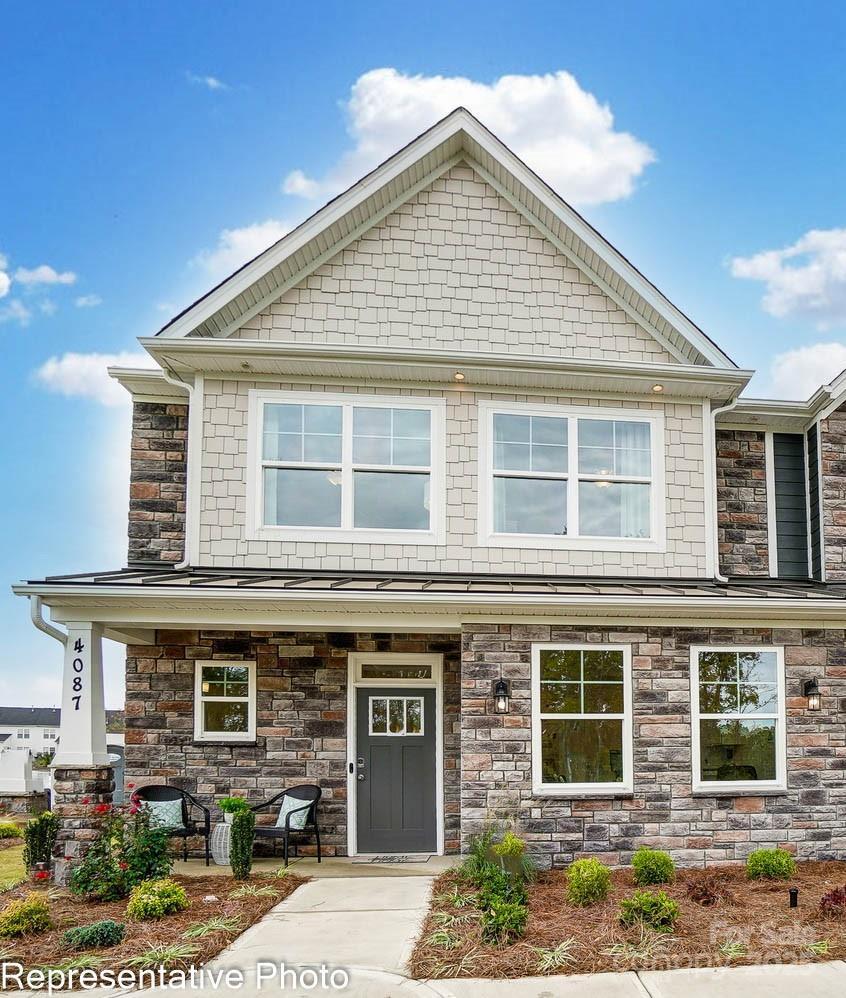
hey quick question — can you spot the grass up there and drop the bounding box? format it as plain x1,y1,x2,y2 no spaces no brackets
0,845,25,891
532,940,578,972
122,944,199,969
183,915,243,939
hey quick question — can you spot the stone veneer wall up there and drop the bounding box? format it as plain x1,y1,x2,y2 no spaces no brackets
715,428,769,576
128,401,188,565
461,623,846,868
821,404,846,581
125,630,461,855
51,765,114,885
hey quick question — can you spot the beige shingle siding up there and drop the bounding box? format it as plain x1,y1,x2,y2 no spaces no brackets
198,378,708,576
231,164,676,365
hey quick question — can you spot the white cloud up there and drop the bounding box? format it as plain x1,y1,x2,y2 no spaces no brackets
731,228,846,328
0,253,9,299
34,351,154,407
767,342,846,400
39,300,57,316
191,219,290,280
14,264,77,286
282,68,655,206
187,71,229,92
75,294,102,308
0,299,31,326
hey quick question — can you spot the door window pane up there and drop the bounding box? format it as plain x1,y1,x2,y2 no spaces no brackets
578,481,650,538
406,699,422,734
388,699,405,734
698,719,776,782
494,477,567,534
541,718,624,784
360,663,432,679
264,468,342,527
370,698,388,734
353,472,430,529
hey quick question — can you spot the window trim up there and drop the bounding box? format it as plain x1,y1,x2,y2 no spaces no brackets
477,400,666,552
246,389,446,544
368,695,425,737
193,660,256,743
531,643,633,797
689,645,787,794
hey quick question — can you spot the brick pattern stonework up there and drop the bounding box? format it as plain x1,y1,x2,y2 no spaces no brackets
128,401,188,565
51,765,114,886
821,405,846,580
125,631,461,855
461,623,846,868
716,428,769,576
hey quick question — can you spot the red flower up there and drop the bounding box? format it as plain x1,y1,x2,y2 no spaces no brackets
126,782,136,789
119,861,128,871
33,870,50,881
92,803,112,815
128,804,140,815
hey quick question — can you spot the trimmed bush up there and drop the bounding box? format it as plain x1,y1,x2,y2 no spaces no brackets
566,858,611,906
22,811,60,870
619,889,679,932
481,897,529,943
746,847,796,881
0,822,22,839
477,866,527,909
62,919,126,950
126,879,189,921
218,796,250,815
632,847,675,886
230,810,256,881
0,892,52,938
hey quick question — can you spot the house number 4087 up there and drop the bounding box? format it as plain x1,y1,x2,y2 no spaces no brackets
71,637,85,711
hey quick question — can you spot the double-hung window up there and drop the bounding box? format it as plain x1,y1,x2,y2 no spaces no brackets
690,647,786,792
479,402,664,550
532,644,633,795
194,661,256,742
249,391,443,542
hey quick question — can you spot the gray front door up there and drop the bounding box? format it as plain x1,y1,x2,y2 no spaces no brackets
356,687,436,853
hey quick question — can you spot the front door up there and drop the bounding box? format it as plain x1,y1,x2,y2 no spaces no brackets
356,686,436,853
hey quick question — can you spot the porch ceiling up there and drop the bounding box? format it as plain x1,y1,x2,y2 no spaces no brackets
13,568,846,638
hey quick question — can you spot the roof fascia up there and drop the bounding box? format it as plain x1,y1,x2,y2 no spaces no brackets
108,367,190,403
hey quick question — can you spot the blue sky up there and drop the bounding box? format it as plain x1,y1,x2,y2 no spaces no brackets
3,0,846,707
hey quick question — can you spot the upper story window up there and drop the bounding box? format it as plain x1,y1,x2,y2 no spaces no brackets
247,391,445,544
478,401,665,551
690,647,786,792
43,730,56,741
16,729,29,740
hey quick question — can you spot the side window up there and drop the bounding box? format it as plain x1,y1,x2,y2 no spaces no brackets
194,661,256,742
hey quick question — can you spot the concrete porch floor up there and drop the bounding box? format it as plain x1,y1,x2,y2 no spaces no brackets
173,854,459,878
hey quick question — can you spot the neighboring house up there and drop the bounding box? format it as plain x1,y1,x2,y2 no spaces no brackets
0,708,125,754
13,109,846,866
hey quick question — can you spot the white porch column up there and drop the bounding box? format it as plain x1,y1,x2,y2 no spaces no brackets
52,622,110,767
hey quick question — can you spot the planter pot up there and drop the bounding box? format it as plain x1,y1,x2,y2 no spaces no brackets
223,813,234,825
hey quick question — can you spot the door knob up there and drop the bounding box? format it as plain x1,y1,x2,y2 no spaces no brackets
357,773,365,781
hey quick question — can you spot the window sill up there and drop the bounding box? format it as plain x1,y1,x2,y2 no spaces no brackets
691,787,787,798
192,738,257,747
247,526,444,546
533,786,634,799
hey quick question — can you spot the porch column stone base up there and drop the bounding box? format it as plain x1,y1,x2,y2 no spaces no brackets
50,764,113,886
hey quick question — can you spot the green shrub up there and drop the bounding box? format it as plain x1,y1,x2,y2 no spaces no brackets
126,879,189,921
632,847,675,886
230,810,255,881
481,897,528,943
0,892,52,937
477,866,527,909
459,827,497,883
62,920,125,950
492,831,525,858
746,848,796,880
218,796,250,815
23,811,60,870
619,889,680,932
566,858,611,906
0,822,21,839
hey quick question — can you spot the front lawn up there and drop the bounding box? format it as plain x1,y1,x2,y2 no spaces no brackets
1,872,303,978
0,845,25,891
410,861,846,979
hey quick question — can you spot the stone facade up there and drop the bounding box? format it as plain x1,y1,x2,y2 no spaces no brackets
125,630,461,855
128,401,188,565
716,428,769,576
461,622,846,867
821,404,846,581
51,765,114,885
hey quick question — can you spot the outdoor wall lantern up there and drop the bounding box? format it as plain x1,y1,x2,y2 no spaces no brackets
492,678,511,714
803,677,821,712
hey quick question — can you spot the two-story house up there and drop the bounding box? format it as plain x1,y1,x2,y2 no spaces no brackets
14,109,846,868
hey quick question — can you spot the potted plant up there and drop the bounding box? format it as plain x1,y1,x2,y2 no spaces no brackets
218,797,250,825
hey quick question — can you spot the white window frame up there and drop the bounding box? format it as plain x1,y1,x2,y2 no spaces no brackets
368,695,425,737
17,729,29,740
246,389,446,544
690,645,787,794
477,400,666,552
193,660,256,743
531,643,633,797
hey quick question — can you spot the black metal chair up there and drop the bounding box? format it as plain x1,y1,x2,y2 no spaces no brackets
250,784,322,866
133,785,211,865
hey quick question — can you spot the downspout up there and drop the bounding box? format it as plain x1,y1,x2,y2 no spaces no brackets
158,367,195,571
30,595,67,646
708,396,740,583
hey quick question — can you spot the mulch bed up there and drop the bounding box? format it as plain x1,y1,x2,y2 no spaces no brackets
2,873,304,976
409,862,846,979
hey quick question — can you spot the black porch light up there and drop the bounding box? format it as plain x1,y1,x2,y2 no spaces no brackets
803,677,821,712
492,678,511,714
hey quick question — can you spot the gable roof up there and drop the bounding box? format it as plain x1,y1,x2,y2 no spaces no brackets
156,108,735,369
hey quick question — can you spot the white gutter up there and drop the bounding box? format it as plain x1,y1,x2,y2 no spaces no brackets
30,595,67,646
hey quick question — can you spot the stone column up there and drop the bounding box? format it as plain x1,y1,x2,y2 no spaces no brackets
51,765,114,885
